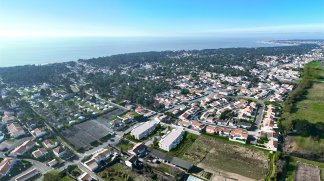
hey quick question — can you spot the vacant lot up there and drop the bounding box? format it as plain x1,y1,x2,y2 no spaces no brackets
62,120,111,149
285,156,324,181
295,163,320,181
182,135,269,180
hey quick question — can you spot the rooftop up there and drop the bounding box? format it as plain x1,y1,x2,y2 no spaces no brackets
159,128,184,147
131,120,158,136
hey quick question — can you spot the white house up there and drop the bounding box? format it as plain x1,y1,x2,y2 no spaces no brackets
130,121,158,140
31,128,46,138
159,128,184,151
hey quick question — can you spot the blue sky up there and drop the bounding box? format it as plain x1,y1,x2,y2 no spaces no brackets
0,0,324,37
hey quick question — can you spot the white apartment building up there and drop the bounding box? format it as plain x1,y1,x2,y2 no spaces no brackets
130,121,158,140
159,128,184,151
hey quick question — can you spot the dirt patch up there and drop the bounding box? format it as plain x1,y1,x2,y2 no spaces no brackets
294,162,320,181
183,135,268,180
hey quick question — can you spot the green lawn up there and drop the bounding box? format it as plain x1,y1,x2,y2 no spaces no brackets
289,136,324,153
289,83,324,124
167,132,198,157
281,61,324,156
117,139,134,152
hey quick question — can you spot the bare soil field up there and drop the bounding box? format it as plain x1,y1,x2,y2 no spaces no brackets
182,135,269,180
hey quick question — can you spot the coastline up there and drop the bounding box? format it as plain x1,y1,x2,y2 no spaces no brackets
0,38,296,68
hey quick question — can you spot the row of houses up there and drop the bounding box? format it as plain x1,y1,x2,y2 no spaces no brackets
258,104,279,151
206,125,248,144
83,148,117,172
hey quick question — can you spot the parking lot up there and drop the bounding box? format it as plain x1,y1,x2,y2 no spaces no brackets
96,108,128,127
62,119,112,149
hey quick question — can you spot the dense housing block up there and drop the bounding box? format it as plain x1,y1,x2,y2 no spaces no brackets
159,128,184,151
130,121,158,140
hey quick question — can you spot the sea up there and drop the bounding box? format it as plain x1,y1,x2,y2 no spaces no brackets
0,37,287,67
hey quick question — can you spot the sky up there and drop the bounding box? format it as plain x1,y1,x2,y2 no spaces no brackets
0,0,324,38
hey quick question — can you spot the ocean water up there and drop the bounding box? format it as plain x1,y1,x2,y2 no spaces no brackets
0,37,283,67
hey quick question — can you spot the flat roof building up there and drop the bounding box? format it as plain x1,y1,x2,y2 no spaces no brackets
159,128,184,151
131,121,158,140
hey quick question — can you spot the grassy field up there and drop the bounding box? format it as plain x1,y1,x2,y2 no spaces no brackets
117,139,134,152
181,134,269,180
285,156,324,181
167,132,198,157
289,83,324,124
281,61,324,158
287,136,324,155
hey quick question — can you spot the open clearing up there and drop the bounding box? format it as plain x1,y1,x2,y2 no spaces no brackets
62,119,111,149
289,83,324,124
182,135,269,180
294,163,320,181
285,83,324,157
282,61,324,160
285,156,324,181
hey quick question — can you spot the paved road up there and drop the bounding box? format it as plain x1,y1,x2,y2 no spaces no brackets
25,159,52,173
254,100,265,130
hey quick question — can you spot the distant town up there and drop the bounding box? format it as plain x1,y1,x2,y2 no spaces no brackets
0,40,323,181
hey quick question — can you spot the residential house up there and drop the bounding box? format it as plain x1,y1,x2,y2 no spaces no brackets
130,121,158,140
9,140,35,157
125,155,140,168
15,168,40,181
77,171,96,181
229,128,249,144
32,148,48,159
191,121,204,131
0,158,17,176
7,123,25,138
149,149,193,172
83,148,112,171
42,140,57,149
53,146,66,158
159,128,184,151
128,142,147,156
176,120,191,128
31,128,46,138
47,159,58,167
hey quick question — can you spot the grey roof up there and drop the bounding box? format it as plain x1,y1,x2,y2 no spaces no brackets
149,149,193,171
131,121,157,136
159,128,184,148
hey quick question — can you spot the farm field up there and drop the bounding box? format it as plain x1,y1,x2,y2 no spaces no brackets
181,134,269,180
